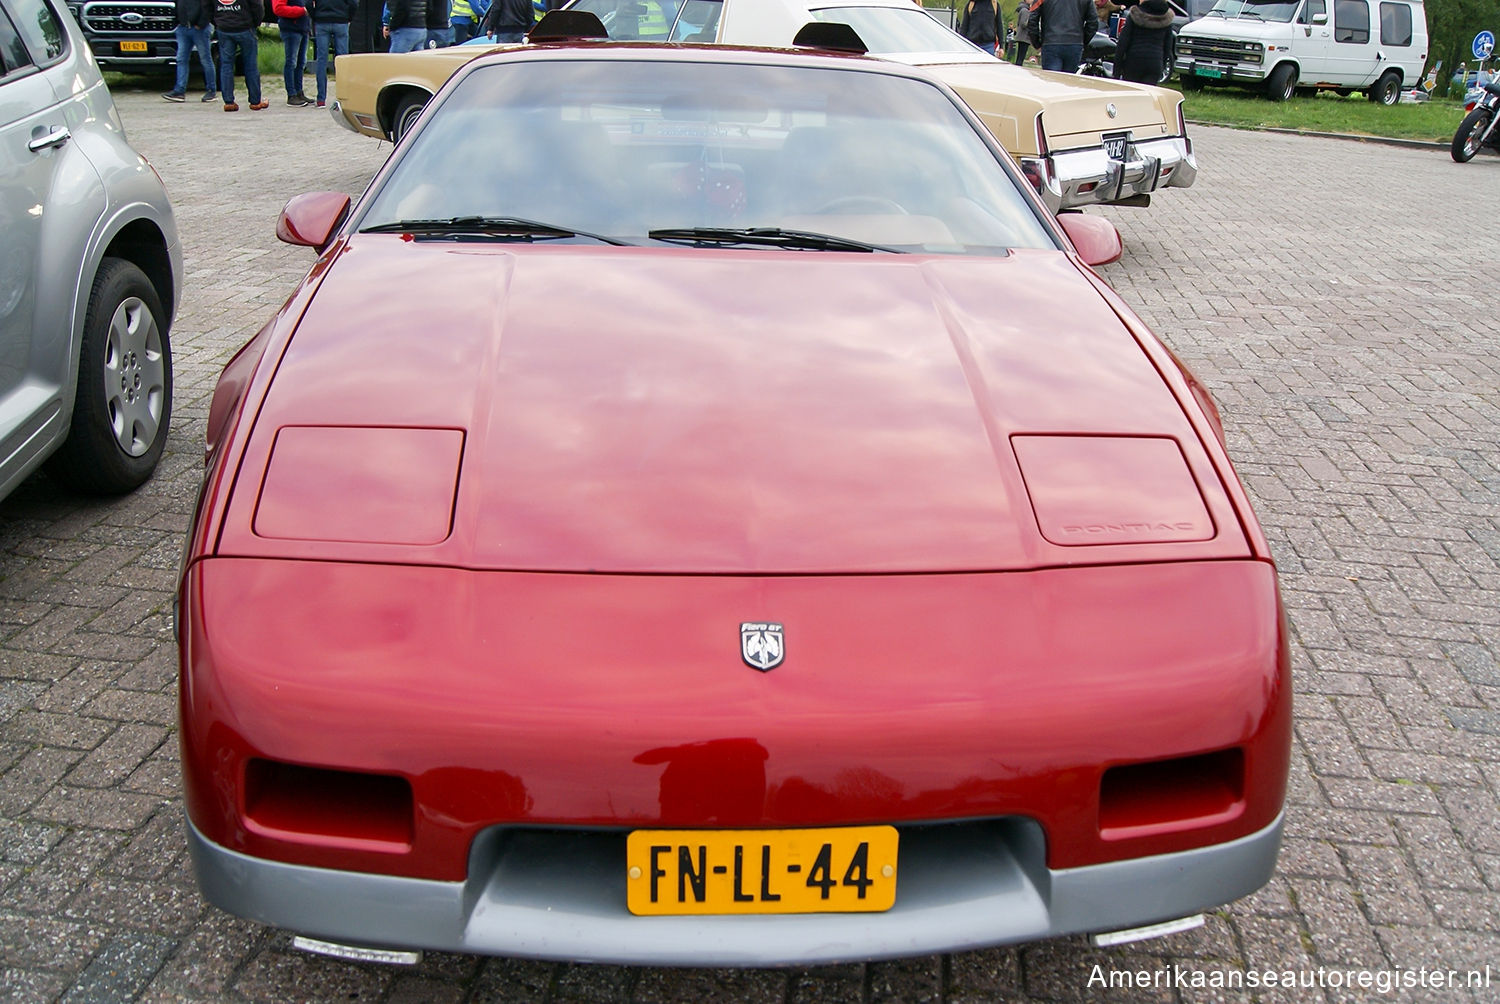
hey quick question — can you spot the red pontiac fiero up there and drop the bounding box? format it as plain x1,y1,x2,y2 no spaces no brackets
178,34,1290,966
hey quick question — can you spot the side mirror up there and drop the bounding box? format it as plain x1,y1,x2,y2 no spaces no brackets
277,191,352,249
1056,212,1122,266
1312,12,1327,23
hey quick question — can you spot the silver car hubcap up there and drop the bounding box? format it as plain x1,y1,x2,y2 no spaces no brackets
104,296,165,457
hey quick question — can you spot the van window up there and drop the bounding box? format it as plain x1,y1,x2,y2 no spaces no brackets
1333,0,1369,43
1378,1,1411,45
1297,0,1325,23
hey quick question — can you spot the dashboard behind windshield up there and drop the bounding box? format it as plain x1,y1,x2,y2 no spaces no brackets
1206,0,1299,22
359,59,1053,256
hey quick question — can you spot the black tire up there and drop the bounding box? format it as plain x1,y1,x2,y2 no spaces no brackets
1368,70,1400,106
45,258,172,494
1266,63,1297,102
1179,71,1204,90
391,92,429,142
1451,107,1494,162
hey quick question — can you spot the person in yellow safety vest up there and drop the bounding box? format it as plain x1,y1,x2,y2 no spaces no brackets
450,0,490,42
610,0,673,39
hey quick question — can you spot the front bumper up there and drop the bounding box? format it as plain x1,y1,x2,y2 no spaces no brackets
88,36,177,69
1175,60,1270,85
189,810,1284,966
1030,135,1197,212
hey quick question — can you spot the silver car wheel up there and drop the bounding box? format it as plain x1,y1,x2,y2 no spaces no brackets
103,295,166,457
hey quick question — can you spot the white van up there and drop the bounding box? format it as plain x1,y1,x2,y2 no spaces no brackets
1174,0,1428,104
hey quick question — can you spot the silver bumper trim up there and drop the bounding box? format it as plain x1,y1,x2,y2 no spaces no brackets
1048,135,1197,211
329,99,360,135
189,811,1283,966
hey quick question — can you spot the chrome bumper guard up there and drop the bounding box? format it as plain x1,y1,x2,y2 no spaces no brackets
1026,135,1196,213
189,811,1283,967
329,99,360,135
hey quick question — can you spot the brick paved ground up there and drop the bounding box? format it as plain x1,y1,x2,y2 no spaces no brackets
1,67,1498,1002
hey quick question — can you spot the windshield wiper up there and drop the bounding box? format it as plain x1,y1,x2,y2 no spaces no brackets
361,216,632,246
647,227,902,254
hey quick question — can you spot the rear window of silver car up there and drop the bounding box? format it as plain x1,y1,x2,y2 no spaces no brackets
358,58,1054,256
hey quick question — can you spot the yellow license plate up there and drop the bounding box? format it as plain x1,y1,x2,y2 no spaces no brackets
120,40,148,52
626,825,898,915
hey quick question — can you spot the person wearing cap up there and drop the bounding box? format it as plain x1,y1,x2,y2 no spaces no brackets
1112,0,1175,83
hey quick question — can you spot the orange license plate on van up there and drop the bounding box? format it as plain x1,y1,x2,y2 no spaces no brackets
120,40,148,52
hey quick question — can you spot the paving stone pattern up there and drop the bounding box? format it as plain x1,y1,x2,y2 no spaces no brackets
2,71,1498,1002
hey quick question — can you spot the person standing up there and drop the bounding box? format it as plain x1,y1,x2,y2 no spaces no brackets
163,0,217,102
425,0,451,48
958,0,1001,54
448,0,488,43
213,0,267,111
1034,0,1096,73
274,0,312,104
480,0,532,43
309,0,355,108
383,0,428,52
1112,0,1175,83
1012,0,1039,63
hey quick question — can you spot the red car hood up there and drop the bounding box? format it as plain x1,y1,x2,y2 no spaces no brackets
218,238,1248,573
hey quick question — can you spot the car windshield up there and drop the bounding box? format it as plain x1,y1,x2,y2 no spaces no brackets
809,5,983,55
1205,0,1298,21
358,58,1054,256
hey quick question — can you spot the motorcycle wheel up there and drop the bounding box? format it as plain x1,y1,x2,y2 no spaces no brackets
1452,107,1493,163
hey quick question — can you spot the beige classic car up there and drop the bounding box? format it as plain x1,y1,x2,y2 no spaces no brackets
331,0,1196,211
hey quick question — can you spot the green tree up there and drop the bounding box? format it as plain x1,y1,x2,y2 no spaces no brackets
1425,0,1500,96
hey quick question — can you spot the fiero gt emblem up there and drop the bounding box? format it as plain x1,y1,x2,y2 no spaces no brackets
740,622,784,672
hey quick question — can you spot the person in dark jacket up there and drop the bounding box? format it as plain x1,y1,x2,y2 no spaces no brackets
1035,0,1096,73
958,0,1001,53
1111,0,1174,83
1012,0,1039,63
213,0,267,111
384,0,428,51
425,0,451,47
481,0,532,43
308,0,357,107
162,0,217,101
273,0,312,104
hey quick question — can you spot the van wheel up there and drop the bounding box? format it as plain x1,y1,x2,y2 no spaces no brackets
45,259,172,494
1266,64,1297,102
1368,70,1401,106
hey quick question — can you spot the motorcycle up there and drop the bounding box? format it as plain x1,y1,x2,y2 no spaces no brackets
1077,30,1116,78
1451,78,1500,163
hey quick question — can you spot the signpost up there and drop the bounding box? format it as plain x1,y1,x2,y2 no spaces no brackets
1476,30,1495,61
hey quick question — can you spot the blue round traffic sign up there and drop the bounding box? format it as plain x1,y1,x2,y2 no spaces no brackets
1475,30,1495,60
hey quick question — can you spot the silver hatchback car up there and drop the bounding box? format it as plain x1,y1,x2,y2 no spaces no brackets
1,0,179,501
